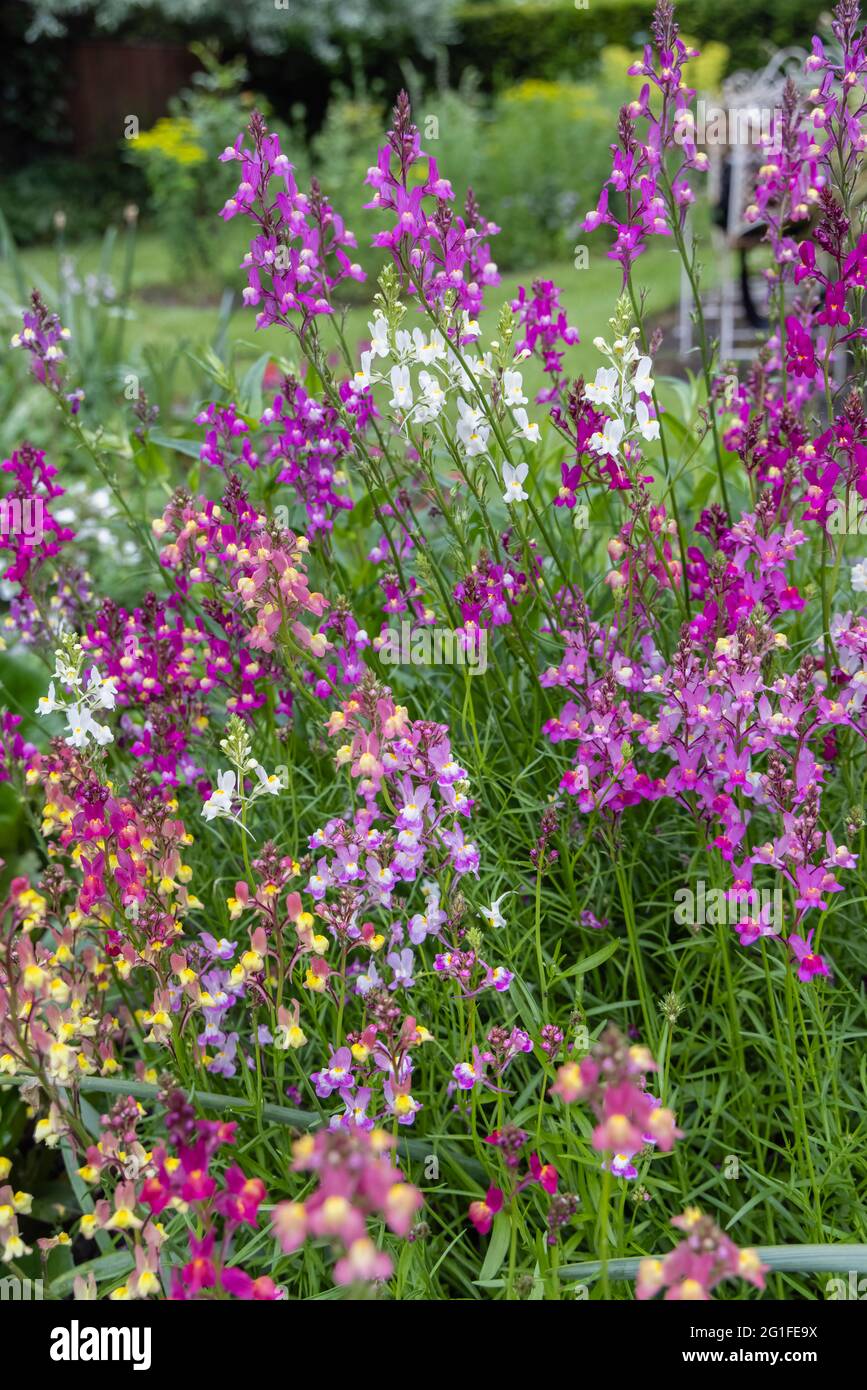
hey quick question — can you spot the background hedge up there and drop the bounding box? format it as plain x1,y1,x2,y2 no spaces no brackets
449,1,826,85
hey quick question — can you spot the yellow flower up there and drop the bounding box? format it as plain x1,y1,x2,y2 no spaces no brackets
132,117,206,166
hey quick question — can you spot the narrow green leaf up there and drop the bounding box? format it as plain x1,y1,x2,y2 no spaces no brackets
479,1211,511,1283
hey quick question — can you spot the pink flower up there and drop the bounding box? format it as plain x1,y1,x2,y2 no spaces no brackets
272,1201,308,1254
334,1237,392,1285
468,1185,504,1236
787,931,831,983
637,1209,768,1300
528,1153,559,1194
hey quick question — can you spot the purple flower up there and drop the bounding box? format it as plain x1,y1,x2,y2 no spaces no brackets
387,947,415,991
787,931,831,983
200,933,236,961
207,1031,239,1078
312,1046,355,1098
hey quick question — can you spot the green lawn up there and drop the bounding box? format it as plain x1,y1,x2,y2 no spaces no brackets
0,226,693,404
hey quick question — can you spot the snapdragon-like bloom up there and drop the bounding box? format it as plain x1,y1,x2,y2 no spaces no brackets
502,461,529,504
581,2,706,278
365,91,500,329
272,1125,422,1286
468,1184,503,1236
551,1026,681,1167
637,1208,768,1301
220,112,364,330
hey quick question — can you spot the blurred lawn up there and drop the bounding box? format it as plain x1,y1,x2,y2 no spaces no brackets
0,227,694,402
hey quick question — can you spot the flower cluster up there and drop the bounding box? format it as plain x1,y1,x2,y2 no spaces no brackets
154,481,329,664
510,279,580,403
260,377,355,532
220,113,365,327
10,290,83,411
36,635,117,750
551,1025,681,1175
0,1160,33,1265
273,1124,422,1286
356,303,541,480
585,315,661,488
200,714,282,831
637,1208,768,1301
1,0,865,1305
1,442,85,646
365,90,500,327
582,1,706,275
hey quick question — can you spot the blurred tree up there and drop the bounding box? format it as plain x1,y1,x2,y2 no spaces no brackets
22,0,458,59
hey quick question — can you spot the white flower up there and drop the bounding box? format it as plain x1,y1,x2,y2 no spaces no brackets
456,398,489,456
64,705,112,749
421,369,446,400
585,366,619,409
459,421,490,456
460,311,481,340
612,335,638,363
368,315,390,359
352,350,374,391
635,398,660,442
86,667,118,710
502,370,527,407
467,351,495,380
37,683,58,716
202,770,236,822
456,397,484,430
394,328,413,361
413,327,446,364
252,764,282,795
632,355,655,396
590,417,625,458
89,718,114,747
389,364,413,411
446,352,473,391
480,892,511,929
502,462,529,504
511,407,540,443
852,559,867,593
54,656,78,684
64,706,90,748
414,371,446,424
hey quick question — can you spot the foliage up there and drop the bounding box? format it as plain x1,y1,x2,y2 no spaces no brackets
451,0,827,87
0,156,147,247
20,0,459,60
127,45,291,279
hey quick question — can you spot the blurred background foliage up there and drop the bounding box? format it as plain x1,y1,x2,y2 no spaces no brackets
0,0,802,498
0,0,819,246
